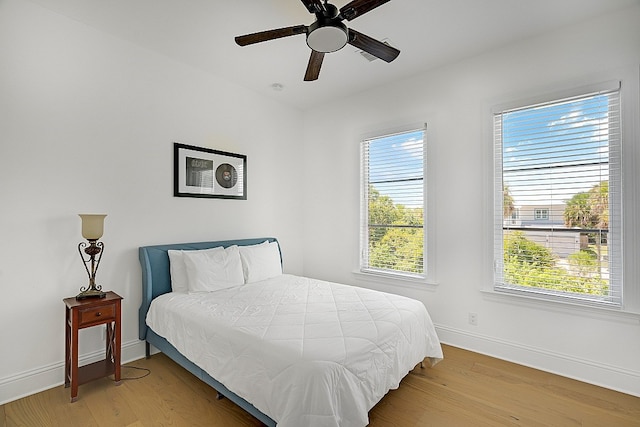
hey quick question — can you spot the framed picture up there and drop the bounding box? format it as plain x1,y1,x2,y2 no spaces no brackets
174,142,247,200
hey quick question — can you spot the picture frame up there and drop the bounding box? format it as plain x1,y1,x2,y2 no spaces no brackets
174,142,247,200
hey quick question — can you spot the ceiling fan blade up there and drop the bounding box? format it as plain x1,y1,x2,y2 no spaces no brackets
300,0,324,14
304,50,325,81
348,29,399,62
339,0,390,21
235,25,307,46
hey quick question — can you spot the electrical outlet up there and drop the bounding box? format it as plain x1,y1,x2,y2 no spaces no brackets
468,312,478,326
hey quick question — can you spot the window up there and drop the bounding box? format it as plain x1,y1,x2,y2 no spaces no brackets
494,84,622,306
534,209,549,220
360,129,425,278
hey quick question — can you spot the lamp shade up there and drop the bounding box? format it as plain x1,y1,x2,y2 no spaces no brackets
79,214,107,240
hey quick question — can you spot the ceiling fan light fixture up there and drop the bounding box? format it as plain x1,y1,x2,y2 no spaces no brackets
306,22,348,53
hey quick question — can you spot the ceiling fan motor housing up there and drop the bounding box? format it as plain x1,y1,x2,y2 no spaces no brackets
306,3,348,53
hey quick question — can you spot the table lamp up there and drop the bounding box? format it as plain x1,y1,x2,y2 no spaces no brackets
76,214,107,299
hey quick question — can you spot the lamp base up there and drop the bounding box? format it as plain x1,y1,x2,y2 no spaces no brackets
76,288,107,300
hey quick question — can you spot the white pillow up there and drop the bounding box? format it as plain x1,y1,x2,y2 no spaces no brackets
167,249,188,293
168,247,222,293
238,241,282,283
183,245,245,293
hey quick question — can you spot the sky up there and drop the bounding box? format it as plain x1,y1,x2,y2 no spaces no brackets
501,93,613,207
366,129,424,208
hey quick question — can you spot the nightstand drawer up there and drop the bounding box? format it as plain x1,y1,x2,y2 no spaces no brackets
78,304,115,327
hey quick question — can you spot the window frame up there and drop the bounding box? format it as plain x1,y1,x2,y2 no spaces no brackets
358,125,431,283
492,81,623,308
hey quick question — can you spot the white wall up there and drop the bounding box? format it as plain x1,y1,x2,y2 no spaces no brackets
302,5,640,396
0,0,304,403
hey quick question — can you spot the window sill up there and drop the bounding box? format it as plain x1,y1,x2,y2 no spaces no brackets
352,270,438,292
481,288,640,324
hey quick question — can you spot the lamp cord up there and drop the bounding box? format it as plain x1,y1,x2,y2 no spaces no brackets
112,365,151,381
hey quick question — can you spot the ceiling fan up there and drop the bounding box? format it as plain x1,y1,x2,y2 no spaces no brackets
234,0,400,81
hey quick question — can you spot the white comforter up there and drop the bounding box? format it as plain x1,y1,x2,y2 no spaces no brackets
146,274,443,427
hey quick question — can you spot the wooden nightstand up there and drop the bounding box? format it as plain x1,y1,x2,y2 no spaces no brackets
64,291,122,402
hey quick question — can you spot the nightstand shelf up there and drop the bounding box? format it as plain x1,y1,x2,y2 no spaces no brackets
76,359,116,384
64,291,122,402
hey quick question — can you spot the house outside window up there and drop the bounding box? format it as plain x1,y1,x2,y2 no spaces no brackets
360,129,425,278
494,84,622,306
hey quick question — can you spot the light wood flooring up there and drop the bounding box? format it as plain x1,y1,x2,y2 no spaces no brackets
1,344,639,426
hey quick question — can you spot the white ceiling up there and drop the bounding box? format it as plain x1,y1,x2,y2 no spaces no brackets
28,0,639,110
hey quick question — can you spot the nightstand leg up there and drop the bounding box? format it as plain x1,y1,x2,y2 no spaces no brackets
114,301,121,384
64,307,70,388
70,310,79,402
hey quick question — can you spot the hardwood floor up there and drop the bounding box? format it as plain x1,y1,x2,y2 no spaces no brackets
2,344,638,426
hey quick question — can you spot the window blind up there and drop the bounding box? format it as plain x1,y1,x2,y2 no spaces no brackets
494,86,621,306
361,129,425,277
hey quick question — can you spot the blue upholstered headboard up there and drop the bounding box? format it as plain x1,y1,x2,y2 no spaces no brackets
138,237,279,340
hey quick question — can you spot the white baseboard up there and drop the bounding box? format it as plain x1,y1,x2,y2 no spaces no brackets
435,324,640,398
3,331,639,405
0,339,146,406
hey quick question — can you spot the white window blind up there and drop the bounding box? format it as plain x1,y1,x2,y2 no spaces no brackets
360,129,425,277
494,85,622,306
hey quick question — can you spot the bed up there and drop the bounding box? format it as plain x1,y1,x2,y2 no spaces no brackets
138,237,443,427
